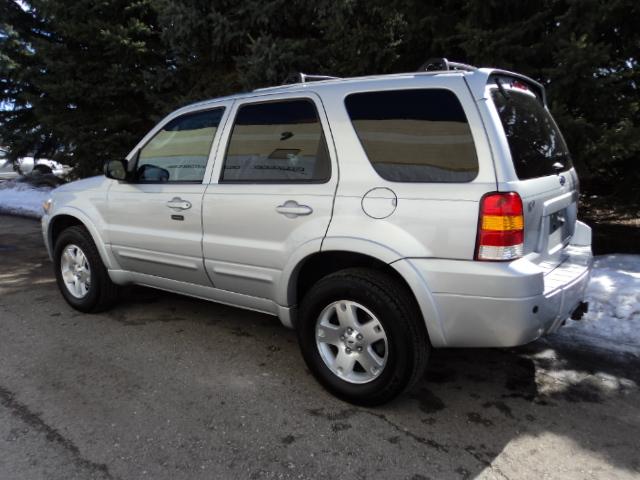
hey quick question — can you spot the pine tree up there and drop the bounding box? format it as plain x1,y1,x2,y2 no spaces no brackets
1,0,166,176
1,0,638,195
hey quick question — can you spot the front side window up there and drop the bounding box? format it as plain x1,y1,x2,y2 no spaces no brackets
345,89,478,182
137,108,224,183
221,99,330,183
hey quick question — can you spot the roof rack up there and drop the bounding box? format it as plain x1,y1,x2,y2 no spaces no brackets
279,73,341,86
298,73,341,83
419,58,477,72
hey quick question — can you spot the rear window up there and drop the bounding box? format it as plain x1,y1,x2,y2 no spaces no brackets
221,99,330,183
345,89,478,183
492,88,572,180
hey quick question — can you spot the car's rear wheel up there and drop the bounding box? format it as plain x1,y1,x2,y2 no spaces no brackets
53,226,118,312
297,268,429,406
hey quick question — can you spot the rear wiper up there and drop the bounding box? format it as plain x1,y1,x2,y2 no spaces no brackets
495,78,510,101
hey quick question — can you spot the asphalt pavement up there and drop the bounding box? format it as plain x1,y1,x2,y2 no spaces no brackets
1,215,638,479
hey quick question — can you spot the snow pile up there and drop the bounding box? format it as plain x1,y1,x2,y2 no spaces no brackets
0,180,52,218
560,255,640,354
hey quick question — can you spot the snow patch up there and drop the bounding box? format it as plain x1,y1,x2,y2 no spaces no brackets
559,254,640,354
0,180,52,218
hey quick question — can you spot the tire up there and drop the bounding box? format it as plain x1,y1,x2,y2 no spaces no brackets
33,164,53,175
53,226,118,312
297,268,430,406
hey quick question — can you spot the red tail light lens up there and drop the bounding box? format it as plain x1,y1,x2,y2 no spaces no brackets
475,192,524,261
511,80,530,92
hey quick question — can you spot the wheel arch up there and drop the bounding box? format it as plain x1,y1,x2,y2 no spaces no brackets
284,246,446,346
48,209,116,270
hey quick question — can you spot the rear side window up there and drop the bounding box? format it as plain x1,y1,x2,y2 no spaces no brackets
137,108,223,183
345,89,478,182
491,88,572,180
221,99,330,183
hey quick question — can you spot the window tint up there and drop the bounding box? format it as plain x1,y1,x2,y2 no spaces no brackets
491,89,572,180
345,89,478,182
221,99,330,183
137,108,223,182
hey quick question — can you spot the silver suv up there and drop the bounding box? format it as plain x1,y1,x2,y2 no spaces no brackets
42,60,593,405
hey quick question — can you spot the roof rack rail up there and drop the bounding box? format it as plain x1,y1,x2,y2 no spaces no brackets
298,73,341,83
419,58,477,72
280,73,341,86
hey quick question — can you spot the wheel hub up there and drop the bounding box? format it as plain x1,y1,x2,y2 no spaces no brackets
315,300,388,384
341,327,364,353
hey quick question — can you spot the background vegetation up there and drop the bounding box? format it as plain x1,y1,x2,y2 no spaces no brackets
0,0,638,200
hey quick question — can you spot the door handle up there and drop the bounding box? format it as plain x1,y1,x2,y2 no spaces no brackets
276,200,313,218
166,197,192,210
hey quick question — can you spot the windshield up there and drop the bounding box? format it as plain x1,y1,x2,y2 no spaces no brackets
492,88,572,180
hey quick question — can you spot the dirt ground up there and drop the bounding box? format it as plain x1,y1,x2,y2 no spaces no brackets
579,195,640,255
1,215,639,479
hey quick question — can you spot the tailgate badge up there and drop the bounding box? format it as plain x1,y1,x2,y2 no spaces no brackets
559,175,566,186
527,200,535,212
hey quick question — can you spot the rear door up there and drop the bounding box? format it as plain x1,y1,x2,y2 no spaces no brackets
487,76,578,267
201,92,337,301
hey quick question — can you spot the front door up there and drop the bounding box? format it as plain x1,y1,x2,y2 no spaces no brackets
106,104,230,286
201,94,337,302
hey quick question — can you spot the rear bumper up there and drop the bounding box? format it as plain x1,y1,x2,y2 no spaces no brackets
403,222,593,348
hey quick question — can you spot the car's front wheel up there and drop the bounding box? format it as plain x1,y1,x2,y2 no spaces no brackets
53,226,118,312
297,268,429,406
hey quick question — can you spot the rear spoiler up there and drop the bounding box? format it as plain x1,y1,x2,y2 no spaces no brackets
464,68,547,106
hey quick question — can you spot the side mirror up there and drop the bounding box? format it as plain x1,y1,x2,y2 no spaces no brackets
104,159,129,181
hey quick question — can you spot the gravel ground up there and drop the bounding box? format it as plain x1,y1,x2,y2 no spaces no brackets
1,215,639,480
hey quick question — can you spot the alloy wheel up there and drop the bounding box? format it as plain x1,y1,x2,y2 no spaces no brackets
315,300,388,384
60,244,91,299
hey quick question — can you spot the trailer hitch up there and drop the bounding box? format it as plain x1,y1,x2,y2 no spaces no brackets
570,301,589,321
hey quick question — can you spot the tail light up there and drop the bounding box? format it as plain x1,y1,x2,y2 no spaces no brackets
475,192,524,261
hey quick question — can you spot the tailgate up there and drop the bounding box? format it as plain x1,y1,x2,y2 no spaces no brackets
489,74,579,268
517,172,579,266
